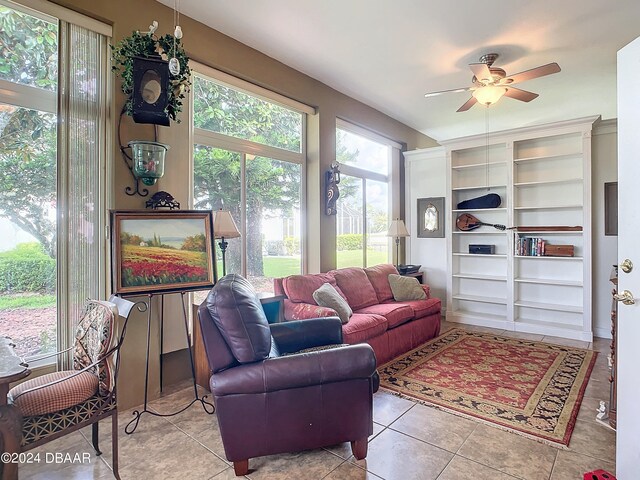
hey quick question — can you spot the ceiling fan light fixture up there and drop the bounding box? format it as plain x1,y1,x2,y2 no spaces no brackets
472,86,507,106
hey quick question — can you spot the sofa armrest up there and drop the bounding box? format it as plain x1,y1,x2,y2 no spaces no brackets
211,343,376,396
270,317,343,354
283,299,337,320
421,284,431,298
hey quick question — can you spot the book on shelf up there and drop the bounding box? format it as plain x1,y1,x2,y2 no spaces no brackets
515,234,546,256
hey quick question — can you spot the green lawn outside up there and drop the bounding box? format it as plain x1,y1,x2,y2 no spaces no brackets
0,294,56,309
259,249,388,278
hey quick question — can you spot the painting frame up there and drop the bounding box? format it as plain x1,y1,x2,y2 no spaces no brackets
111,210,216,295
417,197,445,238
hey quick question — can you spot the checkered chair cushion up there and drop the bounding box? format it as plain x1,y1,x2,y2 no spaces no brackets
73,300,118,395
9,370,99,416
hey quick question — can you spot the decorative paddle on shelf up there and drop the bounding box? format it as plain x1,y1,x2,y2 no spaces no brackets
455,213,583,232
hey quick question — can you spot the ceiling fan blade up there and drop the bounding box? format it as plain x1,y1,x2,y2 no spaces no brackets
502,62,561,85
456,96,478,112
469,63,493,83
424,86,472,98
504,87,539,102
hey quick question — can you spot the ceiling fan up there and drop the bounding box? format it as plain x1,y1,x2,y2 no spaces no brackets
424,53,561,112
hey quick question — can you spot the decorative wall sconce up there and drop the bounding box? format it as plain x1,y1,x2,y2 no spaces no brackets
325,162,341,215
129,140,169,186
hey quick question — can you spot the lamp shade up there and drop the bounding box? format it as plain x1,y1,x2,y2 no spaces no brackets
387,219,409,237
213,209,240,239
472,86,507,106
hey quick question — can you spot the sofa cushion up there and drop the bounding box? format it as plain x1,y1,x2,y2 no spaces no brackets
206,274,272,364
332,267,379,310
342,313,388,344
355,303,414,329
364,264,398,303
388,274,427,301
313,283,352,324
283,273,344,305
386,297,441,319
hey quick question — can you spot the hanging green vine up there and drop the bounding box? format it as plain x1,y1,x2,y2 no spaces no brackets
110,28,191,122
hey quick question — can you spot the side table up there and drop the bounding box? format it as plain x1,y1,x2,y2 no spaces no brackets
401,271,424,284
0,337,30,480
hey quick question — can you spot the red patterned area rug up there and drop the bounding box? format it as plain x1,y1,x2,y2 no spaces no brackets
379,328,597,448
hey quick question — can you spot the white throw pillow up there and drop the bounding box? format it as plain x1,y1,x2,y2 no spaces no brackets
388,274,427,301
312,283,353,324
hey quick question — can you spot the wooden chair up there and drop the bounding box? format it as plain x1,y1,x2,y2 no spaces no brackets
7,295,136,479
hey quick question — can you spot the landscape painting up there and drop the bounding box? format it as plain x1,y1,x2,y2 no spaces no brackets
111,210,216,295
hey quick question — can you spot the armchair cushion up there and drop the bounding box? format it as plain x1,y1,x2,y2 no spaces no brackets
270,317,343,354
9,371,98,417
207,274,272,364
313,283,352,324
210,344,377,396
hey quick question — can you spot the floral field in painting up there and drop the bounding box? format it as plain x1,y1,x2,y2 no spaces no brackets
120,244,208,288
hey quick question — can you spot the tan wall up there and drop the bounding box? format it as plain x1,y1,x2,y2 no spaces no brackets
51,0,436,407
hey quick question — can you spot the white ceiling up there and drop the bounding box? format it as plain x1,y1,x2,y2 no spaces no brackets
159,0,640,142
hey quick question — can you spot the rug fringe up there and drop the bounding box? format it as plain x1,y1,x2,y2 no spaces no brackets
380,386,570,450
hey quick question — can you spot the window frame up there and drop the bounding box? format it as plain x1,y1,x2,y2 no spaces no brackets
336,119,401,267
190,64,310,278
0,0,112,367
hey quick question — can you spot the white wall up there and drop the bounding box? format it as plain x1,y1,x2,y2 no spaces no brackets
592,119,618,339
404,147,447,311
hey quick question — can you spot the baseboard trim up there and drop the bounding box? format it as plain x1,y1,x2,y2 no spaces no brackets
593,327,613,340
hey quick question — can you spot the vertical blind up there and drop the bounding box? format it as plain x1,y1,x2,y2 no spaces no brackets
57,21,109,365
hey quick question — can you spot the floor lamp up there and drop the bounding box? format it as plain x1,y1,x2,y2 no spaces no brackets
387,218,410,268
213,209,241,277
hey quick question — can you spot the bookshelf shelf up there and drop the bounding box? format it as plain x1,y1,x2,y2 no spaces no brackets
443,118,595,342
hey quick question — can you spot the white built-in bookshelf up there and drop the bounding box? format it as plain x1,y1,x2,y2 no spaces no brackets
441,116,598,341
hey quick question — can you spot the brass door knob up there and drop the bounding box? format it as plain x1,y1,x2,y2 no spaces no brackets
614,290,636,305
620,259,633,274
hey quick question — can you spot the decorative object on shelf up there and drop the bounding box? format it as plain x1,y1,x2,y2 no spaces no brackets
145,191,180,210
129,140,169,186
417,197,445,238
542,244,574,257
387,218,410,267
456,213,507,231
469,244,495,254
456,193,501,210
110,21,191,124
604,181,618,236
110,210,216,295
325,162,341,215
213,209,241,276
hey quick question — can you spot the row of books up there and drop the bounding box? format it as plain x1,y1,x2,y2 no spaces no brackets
515,236,546,256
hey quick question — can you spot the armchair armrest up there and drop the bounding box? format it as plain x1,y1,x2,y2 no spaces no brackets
270,317,343,354
211,343,376,396
421,284,431,298
283,299,337,321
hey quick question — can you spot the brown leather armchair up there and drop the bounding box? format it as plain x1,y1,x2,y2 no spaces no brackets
198,274,378,476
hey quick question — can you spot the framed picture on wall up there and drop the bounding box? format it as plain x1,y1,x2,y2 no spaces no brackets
111,210,216,295
417,197,445,238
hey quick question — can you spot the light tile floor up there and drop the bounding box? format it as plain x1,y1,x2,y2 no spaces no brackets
19,322,616,480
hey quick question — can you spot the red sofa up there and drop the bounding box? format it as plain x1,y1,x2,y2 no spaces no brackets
273,264,441,365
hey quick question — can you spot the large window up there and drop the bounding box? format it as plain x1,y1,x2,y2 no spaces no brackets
336,121,397,268
0,2,109,362
192,69,307,293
